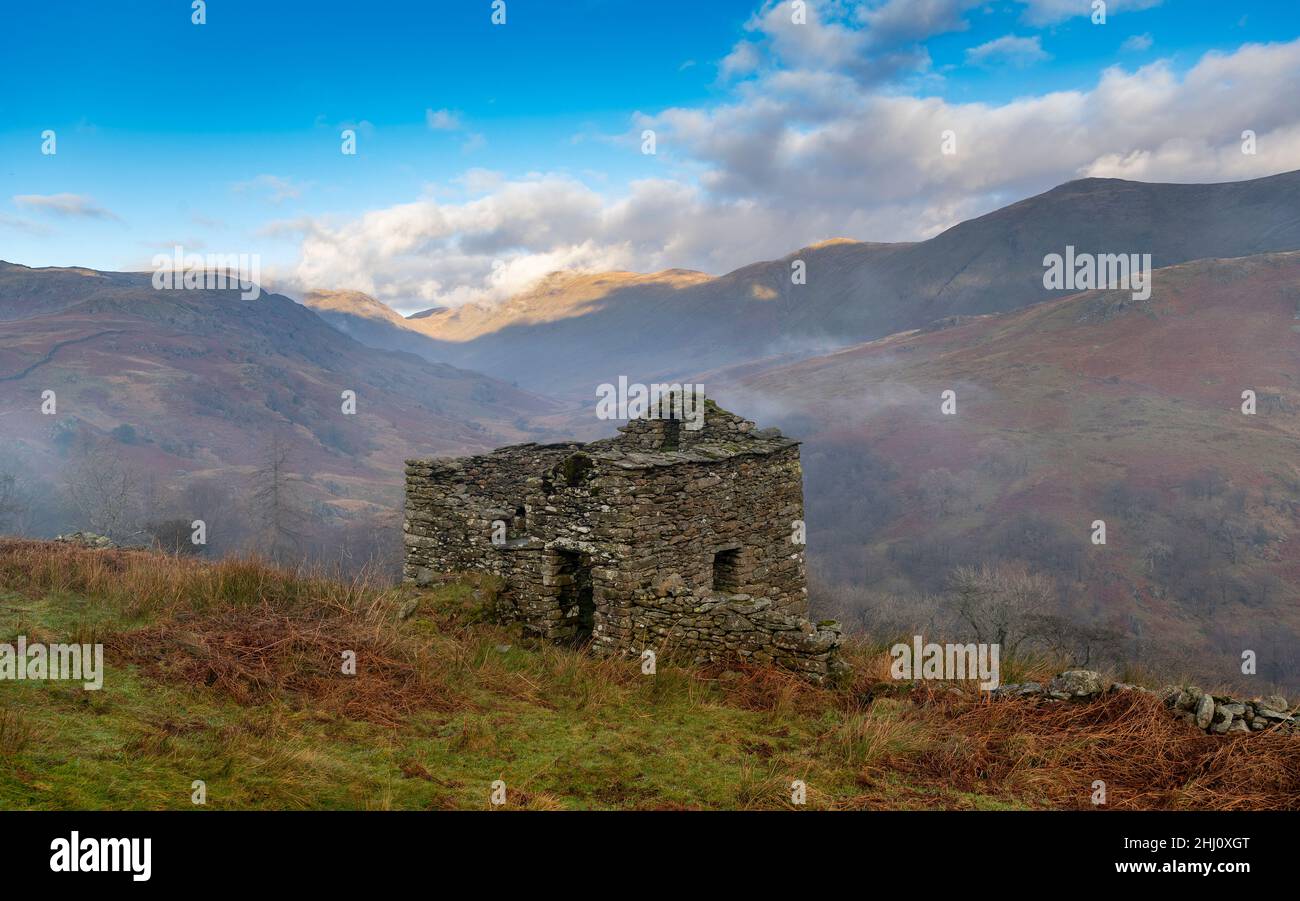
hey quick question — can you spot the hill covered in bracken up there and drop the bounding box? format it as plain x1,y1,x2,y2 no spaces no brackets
3,540,1298,811
714,252,1300,689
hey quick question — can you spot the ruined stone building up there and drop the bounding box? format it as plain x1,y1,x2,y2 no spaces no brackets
404,399,843,680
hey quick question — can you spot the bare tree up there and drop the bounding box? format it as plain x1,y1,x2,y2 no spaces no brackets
64,442,140,539
1026,613,1126,669
948,562,1057,655
247,432,307,565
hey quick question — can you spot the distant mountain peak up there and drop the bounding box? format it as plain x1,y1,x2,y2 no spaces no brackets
302,289,406,326
406,306,449,320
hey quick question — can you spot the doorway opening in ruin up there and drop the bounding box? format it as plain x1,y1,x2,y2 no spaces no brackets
555,549,596,643
712,547,742,592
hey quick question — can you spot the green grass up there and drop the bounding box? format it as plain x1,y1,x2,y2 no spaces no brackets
10,540,1291,811
0,623,921,810
0,551,1011,811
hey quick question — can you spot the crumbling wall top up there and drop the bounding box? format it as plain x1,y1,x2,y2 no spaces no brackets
406,400,796,472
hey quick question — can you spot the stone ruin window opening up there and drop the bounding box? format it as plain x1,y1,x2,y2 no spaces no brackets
712,547,742,593
509,504,528,538
554,549,595,643
562,453,594,488
661,417,681,451
652,390,684,451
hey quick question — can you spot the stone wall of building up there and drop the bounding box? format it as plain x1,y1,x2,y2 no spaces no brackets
403,402,844,681
403,443,579,622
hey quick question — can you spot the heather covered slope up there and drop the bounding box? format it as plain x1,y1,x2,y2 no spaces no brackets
3,541,1297,811
0,262,160,322
714,252,1300,686
332,170,1300,397
0,265,557,546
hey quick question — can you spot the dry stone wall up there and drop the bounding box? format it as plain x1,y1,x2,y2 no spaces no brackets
995,670,1298,735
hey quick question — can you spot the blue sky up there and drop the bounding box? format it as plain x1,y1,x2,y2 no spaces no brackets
3,0,1299,310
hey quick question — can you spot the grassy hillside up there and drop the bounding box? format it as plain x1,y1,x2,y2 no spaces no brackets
2,540,1297,811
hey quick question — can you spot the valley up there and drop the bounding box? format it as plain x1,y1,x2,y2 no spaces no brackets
4,172,1299,690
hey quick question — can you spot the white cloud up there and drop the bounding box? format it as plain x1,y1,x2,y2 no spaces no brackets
13,193,120,220
1017,0,1163,27
719,0,970,85
644,38,1300,217
858,0,984,46
456,168,506,194
275,174,820,312
278,33,1300,311
277,176,618,309
966,34,1050,67
720,39,763,80
1122,33,1154,52
426,108,463,130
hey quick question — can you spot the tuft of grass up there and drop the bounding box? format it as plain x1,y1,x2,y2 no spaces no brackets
0,539,397,622
0,707,34,755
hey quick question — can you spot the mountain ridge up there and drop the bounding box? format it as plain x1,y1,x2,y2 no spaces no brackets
301,169,1300,397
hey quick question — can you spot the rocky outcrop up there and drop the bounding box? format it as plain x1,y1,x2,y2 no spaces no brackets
994,671,1297,736
54,531,118,549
